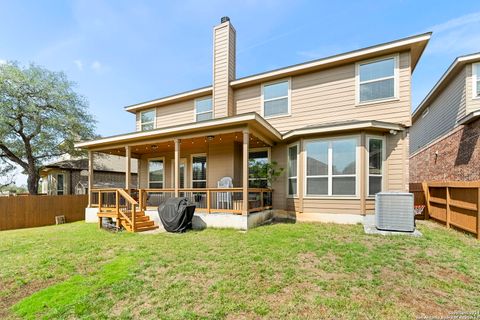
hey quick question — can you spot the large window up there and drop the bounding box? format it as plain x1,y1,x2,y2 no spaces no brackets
148,158,164,188
287,144,298,197
195,97,213,122
358,56,397,103
263,80,290,118
473,63,480,98
249,149,270,188
140,109,155,131
305,138,357,196
368,137,384,196
191,155,207,188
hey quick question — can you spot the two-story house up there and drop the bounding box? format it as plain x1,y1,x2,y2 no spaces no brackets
410,53,480,183
76,17,431,232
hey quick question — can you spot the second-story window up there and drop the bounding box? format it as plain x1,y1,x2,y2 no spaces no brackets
140,109,155,131
263,79,290,118
358,56,397,104
473,63,480,98
195,97,213,122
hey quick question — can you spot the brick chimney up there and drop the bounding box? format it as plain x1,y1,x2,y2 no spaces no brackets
212,16,236,118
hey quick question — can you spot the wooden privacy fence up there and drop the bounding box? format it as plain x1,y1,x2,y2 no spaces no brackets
0,194,88,231
409,183,428,218
422,181,480,239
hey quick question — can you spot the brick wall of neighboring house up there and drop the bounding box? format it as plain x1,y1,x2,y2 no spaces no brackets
410,118,480,183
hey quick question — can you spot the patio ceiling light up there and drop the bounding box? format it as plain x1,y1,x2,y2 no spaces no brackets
206,135,215,141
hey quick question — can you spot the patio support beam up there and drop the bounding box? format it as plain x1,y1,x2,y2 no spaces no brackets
242,129,249,215
88,151,94,207
125,146,131,193
174,138,180,197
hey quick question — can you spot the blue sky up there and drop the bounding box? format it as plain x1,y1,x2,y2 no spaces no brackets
1,0,480,185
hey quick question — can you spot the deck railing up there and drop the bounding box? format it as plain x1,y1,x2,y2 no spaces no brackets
92,188,139,231
91,188,273,215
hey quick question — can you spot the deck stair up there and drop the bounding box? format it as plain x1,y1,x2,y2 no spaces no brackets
97,189,158,233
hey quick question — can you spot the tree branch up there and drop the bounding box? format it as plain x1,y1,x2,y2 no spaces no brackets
0,144,28,171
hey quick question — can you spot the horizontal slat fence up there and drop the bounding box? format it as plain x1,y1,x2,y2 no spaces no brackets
0,195,88,231
422,181,480,239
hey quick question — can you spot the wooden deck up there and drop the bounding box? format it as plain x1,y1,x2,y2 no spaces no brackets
91,188,273,232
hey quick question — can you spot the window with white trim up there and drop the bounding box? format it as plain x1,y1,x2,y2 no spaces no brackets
287,144,298,197
140,109,155,131
367,137,383,196
148,159,164,188
263,80,289,117
305,138,357,196
473,63,480,98
248,149,269,188
195,97,213,122
358,57,396,103
191,155,207,188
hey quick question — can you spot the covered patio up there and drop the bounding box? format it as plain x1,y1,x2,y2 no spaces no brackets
75,113,282,231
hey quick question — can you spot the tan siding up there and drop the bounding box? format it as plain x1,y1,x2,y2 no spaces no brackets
386,131,408,191
410,66,467,153
155,99,195,128
213,22,235,119
207,142,235,188
466,63,480,113
234,51,412,133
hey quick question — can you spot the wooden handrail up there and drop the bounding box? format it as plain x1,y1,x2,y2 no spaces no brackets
117,188,138,205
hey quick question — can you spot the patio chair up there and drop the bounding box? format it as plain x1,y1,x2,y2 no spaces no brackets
217,177,233,210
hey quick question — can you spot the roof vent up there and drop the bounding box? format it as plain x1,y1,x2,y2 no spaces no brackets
220,16,230,23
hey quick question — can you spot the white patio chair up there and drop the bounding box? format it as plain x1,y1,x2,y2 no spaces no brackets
217,177,233,210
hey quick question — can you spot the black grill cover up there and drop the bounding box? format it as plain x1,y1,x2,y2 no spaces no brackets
158,197,196,232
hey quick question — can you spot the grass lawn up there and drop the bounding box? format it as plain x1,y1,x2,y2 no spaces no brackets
1,221,479,319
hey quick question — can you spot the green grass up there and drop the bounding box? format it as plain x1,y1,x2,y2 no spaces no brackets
1,221,479,319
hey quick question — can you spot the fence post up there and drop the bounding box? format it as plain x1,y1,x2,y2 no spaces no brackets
477,187,480,240
422,182,430,220
446,186,451,228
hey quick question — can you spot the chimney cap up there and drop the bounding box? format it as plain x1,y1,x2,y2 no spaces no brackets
220,16,230,23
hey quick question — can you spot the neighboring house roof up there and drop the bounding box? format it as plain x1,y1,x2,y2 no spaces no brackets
412,52,480,122
125,32,431,113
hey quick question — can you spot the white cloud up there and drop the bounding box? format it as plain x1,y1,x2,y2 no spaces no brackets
73,59,83,71
91,60,102,72
426,11,480,55
0,59,6,64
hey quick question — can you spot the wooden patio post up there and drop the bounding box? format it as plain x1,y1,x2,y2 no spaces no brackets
242,129,249,215
174,138,180,197
88,151,94,207
125,146,131,193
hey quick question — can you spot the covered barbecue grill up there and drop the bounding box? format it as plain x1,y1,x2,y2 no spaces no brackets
158,197,196,232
